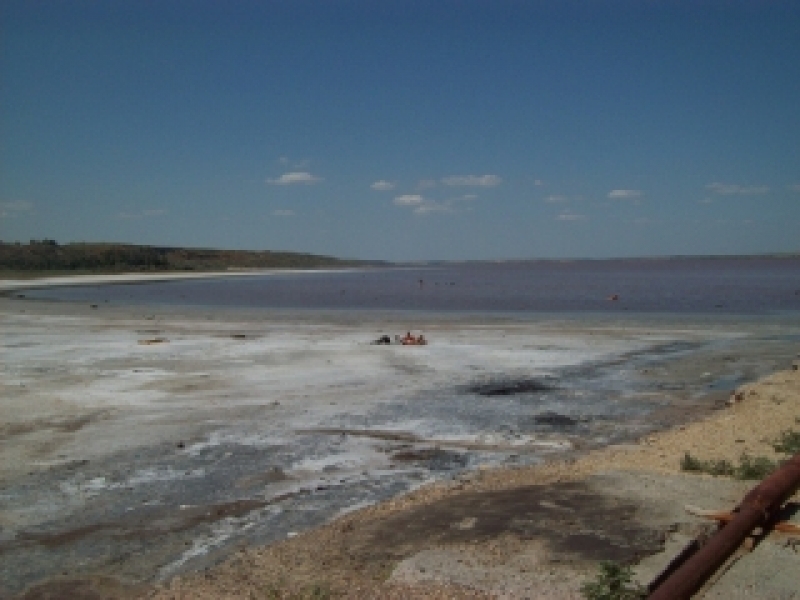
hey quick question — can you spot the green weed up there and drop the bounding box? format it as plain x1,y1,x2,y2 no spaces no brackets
680,452,778,480
773,429,800,455
680,452,735,476
581,561,646,600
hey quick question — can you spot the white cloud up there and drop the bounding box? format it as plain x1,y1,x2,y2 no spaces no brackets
394,194,424,206
114,208,167,220
1,200,34,218
414,203,453,215
267,171,321,185
273,209,295,217
441,174,502,187
394,191,478,216
370,180,395,191
1,200,34,212
705,182,770,195
608,189,642,199
557,211,586,221
535,179,544,186
545,195,568,204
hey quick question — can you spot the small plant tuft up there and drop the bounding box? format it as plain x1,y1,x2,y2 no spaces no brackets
735,454,779,480
680,452,778,480
581,561,646,600
680,452,735,476
773,429,800,455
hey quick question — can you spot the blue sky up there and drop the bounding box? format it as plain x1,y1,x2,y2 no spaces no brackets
2,1,799,261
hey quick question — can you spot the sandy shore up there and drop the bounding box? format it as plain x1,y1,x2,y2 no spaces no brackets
139,365,800,600
3,294,799,599
0,269,356,292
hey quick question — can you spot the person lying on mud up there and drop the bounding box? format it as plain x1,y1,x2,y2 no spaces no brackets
400,332,427,345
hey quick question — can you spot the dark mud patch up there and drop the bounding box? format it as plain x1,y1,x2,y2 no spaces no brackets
302,427,421,443
0,411,109,439
389,447,468,470
466,378,555,397
4,499,272,554
235,466,290,488
350,481,663,565
16,575,146,600
532,411,579,429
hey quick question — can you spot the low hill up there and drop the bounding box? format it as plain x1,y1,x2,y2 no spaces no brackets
0,240,374,273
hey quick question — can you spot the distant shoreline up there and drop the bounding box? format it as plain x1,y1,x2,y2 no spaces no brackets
0,268,364,293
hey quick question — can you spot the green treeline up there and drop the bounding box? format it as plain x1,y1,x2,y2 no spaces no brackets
0,240,368,272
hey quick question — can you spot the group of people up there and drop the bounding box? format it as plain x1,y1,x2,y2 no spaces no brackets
372,331,427,346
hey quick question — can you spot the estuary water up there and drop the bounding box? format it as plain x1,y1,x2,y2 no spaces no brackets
22,257,800,315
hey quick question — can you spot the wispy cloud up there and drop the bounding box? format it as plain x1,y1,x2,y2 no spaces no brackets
278,156,310,169
535,179,544,186
413,203,453,215
393,193,475,216
267,171,321,185
545,195,568,204
1,200,34,211
556,210,586,221
0,200,34,218
370,180,395,191
417,179,437,190
441,174,502,187
788,183,800,193
115,208,167,220
394,194,424,206
705,182,770,195
608,189,642,199
273,209,295,217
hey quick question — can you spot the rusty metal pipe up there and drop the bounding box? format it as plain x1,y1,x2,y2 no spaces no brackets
648,452,800,600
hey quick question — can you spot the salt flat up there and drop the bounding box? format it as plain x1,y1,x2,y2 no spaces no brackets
1,295,798,596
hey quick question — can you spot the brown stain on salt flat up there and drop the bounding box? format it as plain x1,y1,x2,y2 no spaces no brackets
15,575,147,600
4,499,270,553
349,481,664,566
0,411,109,440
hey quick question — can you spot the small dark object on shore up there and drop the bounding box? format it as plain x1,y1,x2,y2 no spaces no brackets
469,378,554,397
